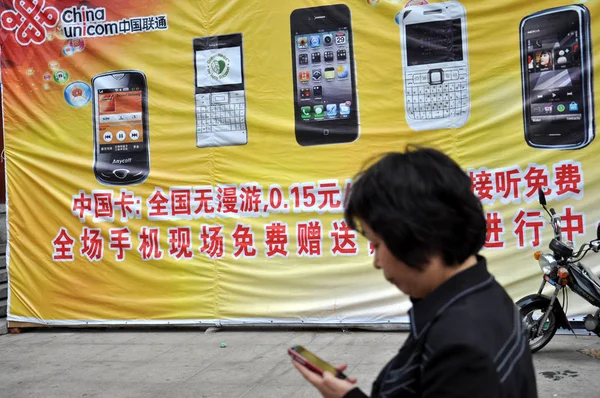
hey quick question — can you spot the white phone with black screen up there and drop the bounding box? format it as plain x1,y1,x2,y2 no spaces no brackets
399,1,470,131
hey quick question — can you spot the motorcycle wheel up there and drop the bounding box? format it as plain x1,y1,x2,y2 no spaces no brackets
519,303,558,353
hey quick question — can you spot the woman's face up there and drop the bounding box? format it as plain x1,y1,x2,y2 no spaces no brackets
361,222,427,298
540,52,551,66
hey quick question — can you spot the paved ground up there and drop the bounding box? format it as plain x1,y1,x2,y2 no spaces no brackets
0,327,598,397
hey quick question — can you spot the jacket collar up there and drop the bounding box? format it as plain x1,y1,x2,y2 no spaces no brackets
408,255,494,339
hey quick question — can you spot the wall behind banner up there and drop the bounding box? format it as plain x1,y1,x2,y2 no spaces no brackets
1,0,600,325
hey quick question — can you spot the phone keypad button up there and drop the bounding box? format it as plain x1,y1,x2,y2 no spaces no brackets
196,94,210,106
113,169,129,179
430,71,442,84
196,90,247,134
212,92,229,103
405,67,469,121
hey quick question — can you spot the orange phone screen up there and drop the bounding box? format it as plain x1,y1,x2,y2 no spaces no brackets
97,89,144,154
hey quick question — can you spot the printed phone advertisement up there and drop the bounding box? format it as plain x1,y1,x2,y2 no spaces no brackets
399,1,470,131
91,70,150,186
290,4,360,146
520,4,595,150
193,33,248,148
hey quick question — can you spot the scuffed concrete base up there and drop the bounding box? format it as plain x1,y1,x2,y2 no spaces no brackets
0,329,598,397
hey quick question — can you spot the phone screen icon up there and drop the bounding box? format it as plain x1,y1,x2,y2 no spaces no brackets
337,65,348,79
310,35,321,47
324,67,335,80
326,104,337,118
299,70,310,82
313,105,324,119
301,106,312,119
339,102,351,116
312,69,322,81
298,36,308,48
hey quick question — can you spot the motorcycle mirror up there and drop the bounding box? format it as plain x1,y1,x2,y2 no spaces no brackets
538,188,547,206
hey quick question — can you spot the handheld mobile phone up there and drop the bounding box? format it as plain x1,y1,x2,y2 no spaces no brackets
193,33,248,148
520,5,595,150
399,1,470,131
92,70,150,186
290,4,359,146
288,345,348,379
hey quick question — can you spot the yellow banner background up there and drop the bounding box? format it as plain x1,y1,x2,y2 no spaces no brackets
2,0,600,325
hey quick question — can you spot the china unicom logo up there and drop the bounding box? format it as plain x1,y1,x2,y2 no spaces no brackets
1,0,59,46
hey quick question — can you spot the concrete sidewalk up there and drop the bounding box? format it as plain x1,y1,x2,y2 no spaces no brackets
0,328,598,397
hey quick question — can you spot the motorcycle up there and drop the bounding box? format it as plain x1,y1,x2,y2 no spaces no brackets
516,188,600,353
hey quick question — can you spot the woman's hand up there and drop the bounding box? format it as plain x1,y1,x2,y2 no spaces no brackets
292,359,358,398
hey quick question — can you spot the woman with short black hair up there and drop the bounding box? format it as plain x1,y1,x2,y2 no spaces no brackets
292,146,538,398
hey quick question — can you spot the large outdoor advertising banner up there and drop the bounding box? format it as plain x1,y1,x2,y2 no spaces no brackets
1,0,599,326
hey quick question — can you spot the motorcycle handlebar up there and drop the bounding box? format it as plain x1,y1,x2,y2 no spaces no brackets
568,240,600,263
574,243,588,258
